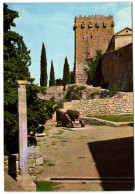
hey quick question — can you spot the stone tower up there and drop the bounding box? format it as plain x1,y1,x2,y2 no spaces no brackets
73,15,115,84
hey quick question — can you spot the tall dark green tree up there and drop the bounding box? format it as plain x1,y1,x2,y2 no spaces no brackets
49,60,55,86
4,4,57,155
70,64,75,84
4,3,32,154
63,57,71,86
40,43,47,86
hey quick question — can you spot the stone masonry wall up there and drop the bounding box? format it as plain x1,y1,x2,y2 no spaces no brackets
38,86,66,101
74,15,115,84
63,92,133,117
102,43,133,91
5,151,44,182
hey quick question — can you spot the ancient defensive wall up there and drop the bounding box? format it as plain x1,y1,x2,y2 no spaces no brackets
73,15,115,84
102,43,133,91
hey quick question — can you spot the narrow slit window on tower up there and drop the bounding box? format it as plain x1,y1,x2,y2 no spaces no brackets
96,23,99,28
91,35,93,39
81,22,85,29
103,22,107,28
88,22,92,28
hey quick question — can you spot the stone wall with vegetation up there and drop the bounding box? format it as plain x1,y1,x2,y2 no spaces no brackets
38,84,103,101
38,86,66,101
63,92,133,116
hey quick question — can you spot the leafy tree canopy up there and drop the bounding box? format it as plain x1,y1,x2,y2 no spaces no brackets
4,4,57,155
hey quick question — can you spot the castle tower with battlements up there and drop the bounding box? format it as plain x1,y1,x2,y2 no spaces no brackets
73,15,115,84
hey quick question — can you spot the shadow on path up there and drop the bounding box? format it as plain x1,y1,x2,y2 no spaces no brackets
88,136,134,191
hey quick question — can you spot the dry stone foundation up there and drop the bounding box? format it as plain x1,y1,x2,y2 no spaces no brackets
63,92,133,117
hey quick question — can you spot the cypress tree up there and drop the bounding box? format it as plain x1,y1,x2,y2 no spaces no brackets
49,60,55,86
63,57,71,86
70,64,75,84
40,43,47,86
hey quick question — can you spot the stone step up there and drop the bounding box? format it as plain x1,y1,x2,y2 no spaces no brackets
16,174,36,191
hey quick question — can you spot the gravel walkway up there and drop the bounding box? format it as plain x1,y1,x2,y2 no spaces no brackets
36,125,134,191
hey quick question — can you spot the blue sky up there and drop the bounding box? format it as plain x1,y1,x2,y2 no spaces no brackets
7,2,132,86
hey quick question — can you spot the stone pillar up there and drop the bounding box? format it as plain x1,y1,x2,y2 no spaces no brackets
16,80,36,191
16,80,28,175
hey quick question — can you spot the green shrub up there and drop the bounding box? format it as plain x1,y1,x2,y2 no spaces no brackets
65,85,86,101
90,91,100,99
108,84,124,97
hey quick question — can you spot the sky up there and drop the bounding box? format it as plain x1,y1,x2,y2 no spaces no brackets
7,1,132,86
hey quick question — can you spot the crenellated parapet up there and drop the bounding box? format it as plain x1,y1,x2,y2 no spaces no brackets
73,15,115,30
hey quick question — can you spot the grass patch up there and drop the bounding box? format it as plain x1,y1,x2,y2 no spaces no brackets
52,141,56,146
82,182,86,184
46,145,49,147
78,156,85,159
50,136,68,140
35,181,61,191
61,140,68,143
44,126,53,132
47,163,55,166
53,132,63,135
43,160,49,164
56,132,63,135
87,115,133,122
58,137,68,139
50,136,58,138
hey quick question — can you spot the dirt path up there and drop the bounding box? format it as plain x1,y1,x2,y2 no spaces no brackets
36,125,134,191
